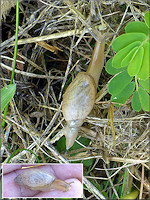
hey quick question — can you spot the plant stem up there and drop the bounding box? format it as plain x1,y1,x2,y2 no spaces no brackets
2,0,19,128
135,75,139,92
121,168,127,197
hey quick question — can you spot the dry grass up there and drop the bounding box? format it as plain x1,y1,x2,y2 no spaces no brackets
1,0,150,199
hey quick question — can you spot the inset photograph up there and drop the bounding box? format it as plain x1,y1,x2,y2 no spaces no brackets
2,164,83,198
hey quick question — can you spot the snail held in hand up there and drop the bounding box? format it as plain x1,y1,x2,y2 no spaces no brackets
62,31,105,149
14,169,72,192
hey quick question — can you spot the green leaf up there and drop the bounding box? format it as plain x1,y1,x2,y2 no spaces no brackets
125,21,149,35
56,136,66,152
108,70,133,96
1,84,16,113
138,78,150,93
7,148,40,163
83,158,94,167
137,42,149,80
70,137,90,151
144,10,150,28
131,91,141,112
121,47,138,67
112,41,141,68
127,46,144,76
138,87,150,112
106,58,126,75
112,33,146,52
56,136,91,152
120,189,139,199
111,82,135,106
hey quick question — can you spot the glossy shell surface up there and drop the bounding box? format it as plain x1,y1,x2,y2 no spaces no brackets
14,169,55,190
62,72,96,121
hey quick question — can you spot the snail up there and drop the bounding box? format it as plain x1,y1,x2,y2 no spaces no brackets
14,169,72,192
62,31,105,149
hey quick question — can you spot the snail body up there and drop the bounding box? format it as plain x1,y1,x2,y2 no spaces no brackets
14,169,71,192
62,31,105,149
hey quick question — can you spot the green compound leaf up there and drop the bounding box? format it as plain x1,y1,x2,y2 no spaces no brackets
112,33,146,52
108,70,133,96
138,87,150,112
1,84,16,113
127,46,144,76
112,41,141,68
125,21,149,35
131,91,141,112
138,78,150,93
111,82,135,106
137,42,149,80
106,58,126,75
144,10,150,28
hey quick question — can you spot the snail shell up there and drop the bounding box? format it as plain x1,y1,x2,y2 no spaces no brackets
14,169,71,192
62,72,96,122
62,72,96,149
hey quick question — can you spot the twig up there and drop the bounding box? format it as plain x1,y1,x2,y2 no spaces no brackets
139,165,144,199
1,63,64,79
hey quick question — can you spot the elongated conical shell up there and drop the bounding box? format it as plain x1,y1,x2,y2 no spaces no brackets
14,169,55,191
62,72,96,122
